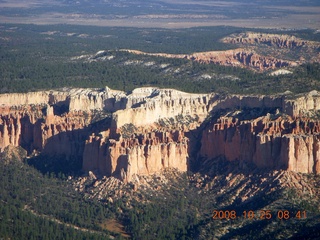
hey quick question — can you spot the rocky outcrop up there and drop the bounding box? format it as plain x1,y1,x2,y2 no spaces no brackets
111,89,212,130
285,90,320,116
0,106,90,157
222,32,320,49
200,115,320,174
0,106,44,151
186,49,297,71
111,89,320,130
0,87,320,180
38,111,89,158
82,130,188,182
122,48,297,71
222,32,320,64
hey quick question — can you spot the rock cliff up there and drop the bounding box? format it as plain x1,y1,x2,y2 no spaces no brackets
83,130,188,182
111,89,212,130
0,105,90,157
222,32,320,50
222,32,320,64
186,49,297,71
0,87,320,180
200,114,320,174
123,49,297,71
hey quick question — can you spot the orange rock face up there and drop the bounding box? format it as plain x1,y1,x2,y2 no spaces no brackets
82,130,188,182
0,107,41,151
0,88,320,181
222,32,320,50
124,48,297,71
0,106,89,158
200,116,320,174
186,49,297,71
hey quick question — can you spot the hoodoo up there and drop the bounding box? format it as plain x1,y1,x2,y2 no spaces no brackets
0,87,320,181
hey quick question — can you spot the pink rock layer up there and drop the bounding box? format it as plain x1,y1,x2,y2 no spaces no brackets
200,116,320,174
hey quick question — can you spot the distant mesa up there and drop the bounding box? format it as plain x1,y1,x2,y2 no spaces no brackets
120,48,298,72
222,32,320,65
70,32,320,73
222,32,320,50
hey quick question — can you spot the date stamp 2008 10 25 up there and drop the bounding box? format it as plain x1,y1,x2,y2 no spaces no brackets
212,210,307,220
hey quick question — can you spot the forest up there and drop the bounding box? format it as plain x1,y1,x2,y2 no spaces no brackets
0,24,319,94
0,160,119,239
1,155,319,239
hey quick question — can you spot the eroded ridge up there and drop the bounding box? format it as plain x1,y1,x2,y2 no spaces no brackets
0,87,320,181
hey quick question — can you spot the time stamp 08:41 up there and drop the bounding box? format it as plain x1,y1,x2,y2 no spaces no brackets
212,210,307,220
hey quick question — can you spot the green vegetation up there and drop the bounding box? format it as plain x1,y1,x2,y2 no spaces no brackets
1,153,319,239
120,171,320,240
0,160,124,239
0,204,106,240
26,154,83,177
0,24,319,94
120,123,138,139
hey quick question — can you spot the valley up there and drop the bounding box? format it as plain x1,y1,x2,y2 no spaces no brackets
0,21,319,239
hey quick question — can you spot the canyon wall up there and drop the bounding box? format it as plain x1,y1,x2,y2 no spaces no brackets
221,32,320,64
0,91,52,106
2,87,318,123
208,92,320,118
0,105,89,158
111,89,212,129
83,130,188,182
222,32,320,49
124,48,298,71
286,91,320,116
200,116,320,174
110,91,320,130
0,87,320,180
187,49,298,71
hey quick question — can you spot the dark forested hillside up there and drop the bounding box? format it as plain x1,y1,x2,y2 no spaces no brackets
1,158,319,240
0,159,122,239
